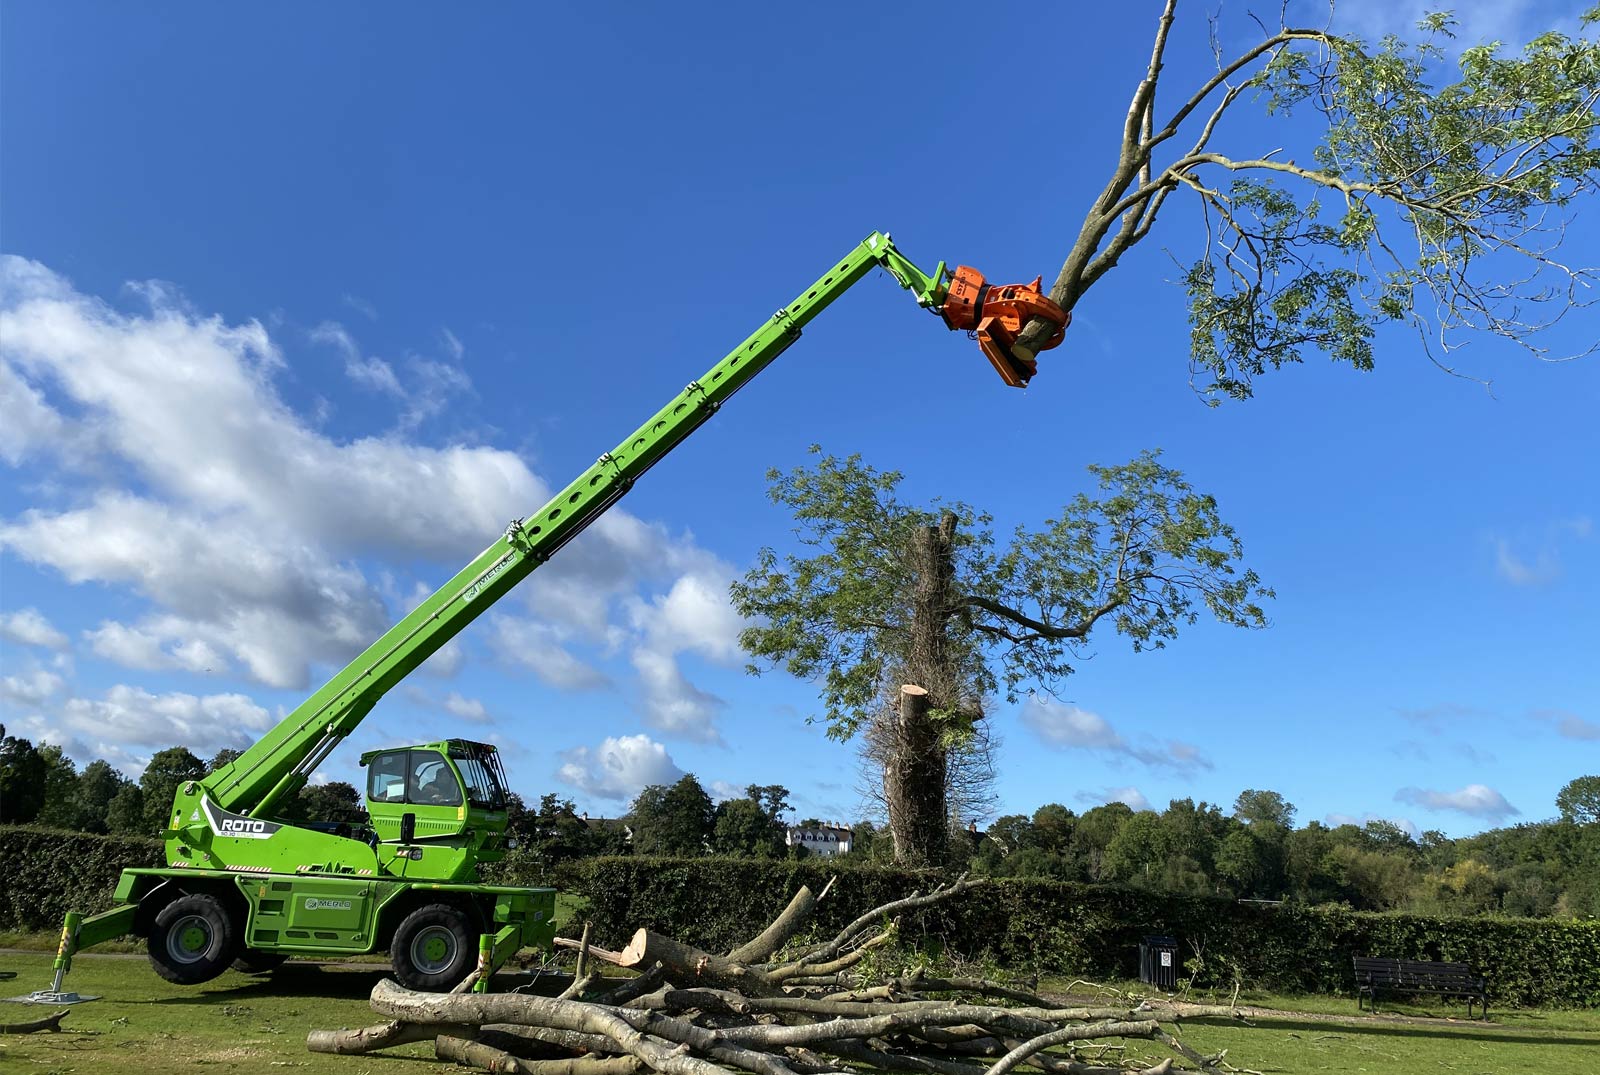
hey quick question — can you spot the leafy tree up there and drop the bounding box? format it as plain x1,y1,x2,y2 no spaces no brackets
1073,801,1136,881
1009,2,1600,398
76,760,130,834
712,784,791,857
745,784,792,820
298,781,365,824
139,746,206,834
713,799,783,858
105,783,145,834
1031,804,1077,856
0,723,47,824
734,450,1269,863
1556,775,1600,825
1215,828,1269,895
206,747,244,774
34,743,81,830
628,775,714,856
983,813,1034,856
1233,789,1296,829
504,793,594,865
1161,797,1228,878
1283,822,1345,904
1101,811,1175,886
848,820,888,862
1362,819,1420,856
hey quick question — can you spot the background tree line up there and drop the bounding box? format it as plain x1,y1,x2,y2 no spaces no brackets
0,725,366,835
6,721,1595,920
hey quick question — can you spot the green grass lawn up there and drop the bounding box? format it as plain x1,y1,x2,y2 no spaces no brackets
4,953,1596,1075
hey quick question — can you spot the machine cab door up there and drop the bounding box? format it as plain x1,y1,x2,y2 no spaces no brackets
362,747,466,842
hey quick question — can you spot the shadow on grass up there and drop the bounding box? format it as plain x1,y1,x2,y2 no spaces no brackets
132,964,393,1004
133,963,575,1005
1180,1014,1599,1048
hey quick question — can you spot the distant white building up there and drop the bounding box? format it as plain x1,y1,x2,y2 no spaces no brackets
786,822,853,857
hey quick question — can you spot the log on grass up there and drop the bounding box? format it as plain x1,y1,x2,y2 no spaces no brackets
615,929,784,997
370,978,731,1075
438,1035,646,1075
0,1008,69,1034
727,884,817,965
306,1017,473,1054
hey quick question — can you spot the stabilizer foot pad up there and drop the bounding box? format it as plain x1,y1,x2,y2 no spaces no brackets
4,990,101,1005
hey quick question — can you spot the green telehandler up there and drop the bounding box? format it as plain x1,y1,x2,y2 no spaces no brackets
18,233,1066,1004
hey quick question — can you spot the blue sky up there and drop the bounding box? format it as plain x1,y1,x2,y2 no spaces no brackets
2,1,1594,837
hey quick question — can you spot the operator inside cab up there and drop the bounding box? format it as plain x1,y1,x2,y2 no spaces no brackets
364,747,463,807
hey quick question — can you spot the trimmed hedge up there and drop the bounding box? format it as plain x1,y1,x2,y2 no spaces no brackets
0,826,163,932
536,856,1600,1009
8,830,1595,1009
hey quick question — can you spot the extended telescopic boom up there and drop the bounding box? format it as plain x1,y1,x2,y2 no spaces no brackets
202,232,1066,819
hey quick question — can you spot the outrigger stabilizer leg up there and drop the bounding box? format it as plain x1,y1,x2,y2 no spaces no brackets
5,906,134,1006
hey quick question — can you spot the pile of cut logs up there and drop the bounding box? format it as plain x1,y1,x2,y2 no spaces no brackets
308,875,1249,1075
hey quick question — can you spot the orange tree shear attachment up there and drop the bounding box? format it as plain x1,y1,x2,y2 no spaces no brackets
939,266,1069,388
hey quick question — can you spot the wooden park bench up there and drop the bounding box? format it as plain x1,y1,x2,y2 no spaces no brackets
1353,956,1488,1019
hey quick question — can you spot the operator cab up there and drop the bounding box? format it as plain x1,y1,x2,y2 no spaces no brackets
358,739,511,847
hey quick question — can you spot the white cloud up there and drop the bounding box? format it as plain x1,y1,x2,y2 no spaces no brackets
1329,0,1580,47
1395,783,1520,821
0,607,69,650
313,321,402,397
629,570,743,662
2,263,536,562
0,259,544,692
25,683,275,772
1490,517,1592,587
4,495,388,689
1493,538,1560,585
0,359,71,466
440,327,465,362
498,539,743,742
708,780,745,802
631,648,725,743
1396,702,1490,730
313,319,472,430
0,668,65,705
1557,714,1600,741
0,256,740,753
623,561,743,742
85,618,228,676
442,691,491,725
489,615,611,690
1021,697,1212,772
1075,785,1151,812
342,294,378,321
401,685,492,724
1025,701,1125,749
557,734,684,801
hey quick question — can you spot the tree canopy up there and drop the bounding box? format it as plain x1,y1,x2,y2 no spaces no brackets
1015,2,1600,397
734,448,1271,740
732,448,1270,862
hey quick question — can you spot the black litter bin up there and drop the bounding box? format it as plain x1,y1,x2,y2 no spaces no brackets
1138,935,1179,990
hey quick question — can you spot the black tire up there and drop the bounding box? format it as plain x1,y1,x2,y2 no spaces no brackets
390,903,474,991
231,949,289,974
147,892,239,985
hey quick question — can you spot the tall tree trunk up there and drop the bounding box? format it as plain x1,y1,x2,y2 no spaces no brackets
885,513,957,865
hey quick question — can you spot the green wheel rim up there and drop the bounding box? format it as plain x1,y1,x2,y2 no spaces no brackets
166,914,213,965
410,925,457,975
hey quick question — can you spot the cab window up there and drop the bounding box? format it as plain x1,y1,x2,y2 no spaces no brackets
366,750,409,803
407,750,462,806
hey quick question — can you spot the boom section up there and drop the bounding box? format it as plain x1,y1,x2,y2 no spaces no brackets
205,232,948,817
